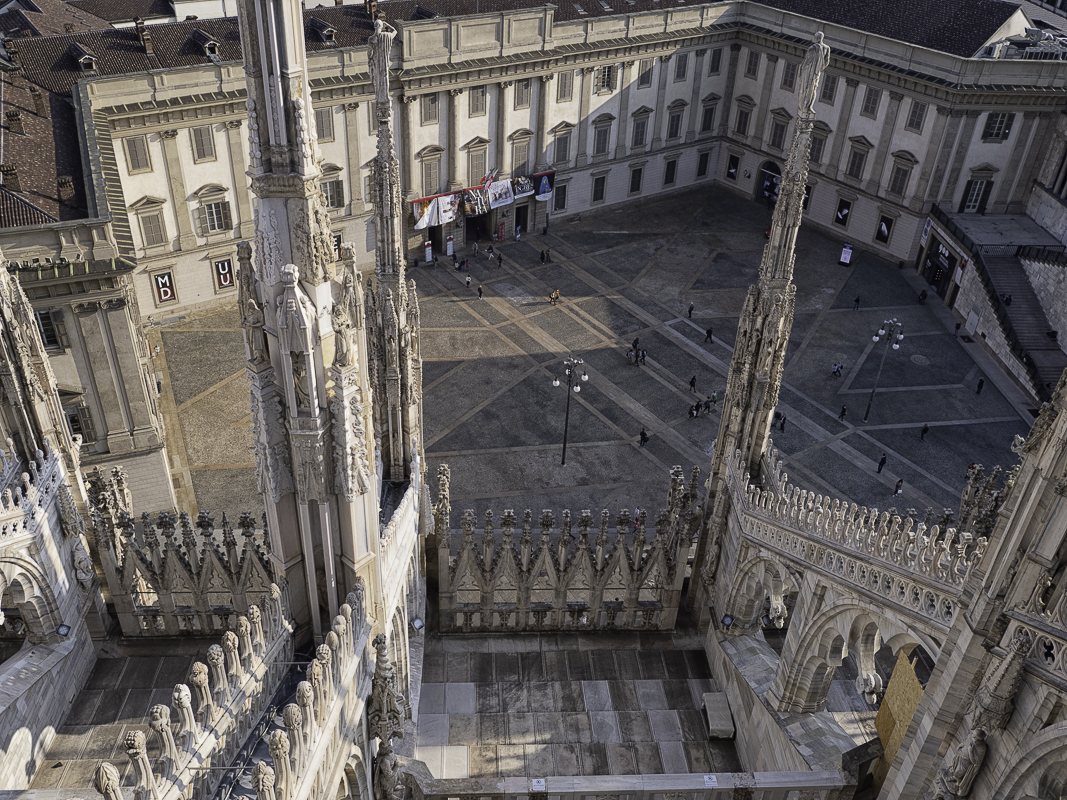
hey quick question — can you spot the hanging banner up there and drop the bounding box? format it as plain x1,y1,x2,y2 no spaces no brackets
413,192,461,229
839,243,854,266
488,180,515,209
534,171,555,202
414,197,439,230
438,192,460,224
513,175,535,198
463,186,490,217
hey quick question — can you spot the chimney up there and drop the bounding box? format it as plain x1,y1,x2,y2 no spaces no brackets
4,39,20,69
135,17,153,55
64,23,75,33
335,0,342,6
58,175,74,202
1,164,22,193
29,87,48,118
5,110,24,136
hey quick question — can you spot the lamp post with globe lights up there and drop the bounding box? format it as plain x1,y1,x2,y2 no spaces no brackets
862,318,904,423
553,356,588,465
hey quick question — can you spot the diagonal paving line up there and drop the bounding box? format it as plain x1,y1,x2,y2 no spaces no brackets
175,369,247,413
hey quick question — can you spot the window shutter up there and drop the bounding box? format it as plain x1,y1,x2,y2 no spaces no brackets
1004,114,1015,138
78,405,96,442
982,115,996,138
958,181,974,214
54,310,70,348
978,180,993,214
221,202,233,230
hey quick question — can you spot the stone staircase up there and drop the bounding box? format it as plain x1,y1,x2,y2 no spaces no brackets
980,254,1067,396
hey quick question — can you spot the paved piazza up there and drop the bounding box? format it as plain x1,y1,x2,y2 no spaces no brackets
151,184,1033,523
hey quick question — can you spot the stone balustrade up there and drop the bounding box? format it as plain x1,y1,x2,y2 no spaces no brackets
0,444,61,541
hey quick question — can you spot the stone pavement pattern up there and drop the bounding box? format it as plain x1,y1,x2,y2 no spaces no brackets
419,185,1033,518
414,632,741,778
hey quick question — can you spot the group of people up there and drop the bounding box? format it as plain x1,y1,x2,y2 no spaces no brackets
688,394,718,418
830,362,844,377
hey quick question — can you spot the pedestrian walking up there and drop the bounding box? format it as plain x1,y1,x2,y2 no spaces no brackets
640,350,647,365
487,245,494,260
711,391,718,406
954,322,962,338
688,406,696,419
877,453,887,473
473,241,479,254
477,285,483,299
693,403,701,418
433,255,439,268
497,253,503,268
516,226,521,242
627,349,634,364
894,478,904,495
779,413,787,432
920,423,929,440
465,276,472,288
540,250,546,264
688,302,694,319
838,405,847,421
703,397,712,413
689,375,697,393
639,429,649,447
632,337,640,352
452,253,458,267
853,295,861,311
549,289,561,305
545,248,552,262
704,326,714,343
976,378,985,395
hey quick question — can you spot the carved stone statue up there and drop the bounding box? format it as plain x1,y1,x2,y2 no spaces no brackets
293,361,312,410
937,728,987,798
373,740,404,800
72,537,94,588
367,632,406,743
368,18,398,108
797,32,832,117
189,661,212,718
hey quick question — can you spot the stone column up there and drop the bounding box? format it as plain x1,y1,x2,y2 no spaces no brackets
497,82,512,178
615,61,634,158
825,78,859,180
995,110,1038,213
576,67,594,165
940,110,980,206
866,91,903,195
650,55,671,151
159,129,196,249
535,75,552,171
750,54,778,150
226,120,254,238
684,51,705,143
400,95,416,198
910,105,950,212
925,110,964,204
74,304,131,453
717,44,742,138
447,88,463,190
104,297,159,451
344,102,363,213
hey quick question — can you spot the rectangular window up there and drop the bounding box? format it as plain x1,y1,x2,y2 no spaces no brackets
700,106,715,133
469,150,487,185
769,120,787,150
781,61,797,91
152,270,177,304
515,79,532,109
983,112,1014,141
470,85,487,116
697,151,709,177
199,200,232,234
745,50,760,78
834,197,852,227
315,107,335,141
596,66,616,93
594,126,610,155
139,211,166,247
557,70,574,102
846,148,867,179
735,108,750,136
875,215,894,245
905,100,927,133
726,153,739,180
810,134,826,164
513,140,530,175
820,74,838,104
708,47,722,75
663,158,677,186
592,175,606,203
667,111,682,140
321,179,344,208
554,133,571,164
632,117,648,147
367,102,376,133
674,53,688,81
421,159,440,197
963,179,987,212
365,175,372,204
124,135,151,173
213,258,235,290
192,125,216,161
638,59,654,88
421,93,438,124
860,86,881,118
889,165,910,196
34,310,66,349
332,233,342,260
553,182,568,211
629,167,643,193
67,405,95,442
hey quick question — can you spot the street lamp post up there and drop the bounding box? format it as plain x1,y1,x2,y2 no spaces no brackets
552,356,588,465
863,318,904,423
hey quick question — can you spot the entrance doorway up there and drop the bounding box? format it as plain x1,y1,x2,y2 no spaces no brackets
921,236,957,298
515,203,529,236
757,161,782,207
466,214,490,245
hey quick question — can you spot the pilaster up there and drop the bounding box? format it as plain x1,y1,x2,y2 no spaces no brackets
345,102,364,213
750,53,778,150
1013,112,1054,212
159,129,197,250
400,96,416,199
825,78,859,181
226,120,254,239
616,62,634,158
535,75,552,171
497,82,511,178
927,110,964,203
447,88,463,191
576,67,594,165
684,51,706,143
994,110,1036,213
651,55,671,151
717,44,742,138
910,104,950,212
940,110,980,206
866,91,903,195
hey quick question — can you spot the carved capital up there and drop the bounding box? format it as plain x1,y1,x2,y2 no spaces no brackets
889,91,904,102
539,74,554,82
623,60,635,69
346,101,360,109
659,54,672,63
1024,110,1039,119
966,109,982,118
845,78,859,88
399,95,417,104
951,109,966,118
766,54,779,63
226,120,243,129
730,43,741,52
160,129,179,140
449,88,463,96
582,66,595,74
695,49,707,57
73,301,100,314
936,105,952,116
499,81,513,89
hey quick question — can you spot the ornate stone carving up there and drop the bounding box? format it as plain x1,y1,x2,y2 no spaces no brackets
797,33,831,117
367,633,406,742
94,762,122,800
277,264,316,354
268,730,292,800
254,208,281,285
936,728,987,798
252,761,276,800
971,627,1032,731
189,661,212,718
72,537,94,588
149,703,179,764
124,729,159,800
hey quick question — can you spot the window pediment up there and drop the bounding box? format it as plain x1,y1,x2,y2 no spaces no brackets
193,184,227,199
890,150,919,166
462,136,491,150
969,162,999,178
592,113,616,126
734,95,755,108
813,120,832,134
415,145,445,158
321,162,343,174
508,128,534,141
769,107,793,121
550,121,575,133
666,99,688,110
129,196,166,210
701,92,721,106
631,105,654,118
848,135,873,150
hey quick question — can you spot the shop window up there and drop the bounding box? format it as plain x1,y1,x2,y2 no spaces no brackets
592,175,606,203
781,61,797,91
557,71,573,102
663,158,677,186
708,48,722,75
420,93,439,125
860,86,881,118
674,53,688,81
192,125,216,162
315,107,335,141
638,59,654,88
124,134,151,173
34,309,67,350
554,132,571,164
470,86,487,116
629,167,643,194
697,152,710,178
700,105,715,133
834,197,852,227
874,215,894,245
982,112,1014,141
906,101,927,133
819,74,838,105
745,50,760,78
514,79,532,109
321,179,344,208
553,183,568,211
726,153,739,180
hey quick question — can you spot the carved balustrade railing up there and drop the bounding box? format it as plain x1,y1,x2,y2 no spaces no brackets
1005,601,1067,690
0,444,63,542
726,450,988,633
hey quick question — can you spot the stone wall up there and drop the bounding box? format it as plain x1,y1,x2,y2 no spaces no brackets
1021,256,1067,339
1027,182,1067,245
0,621,95,790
